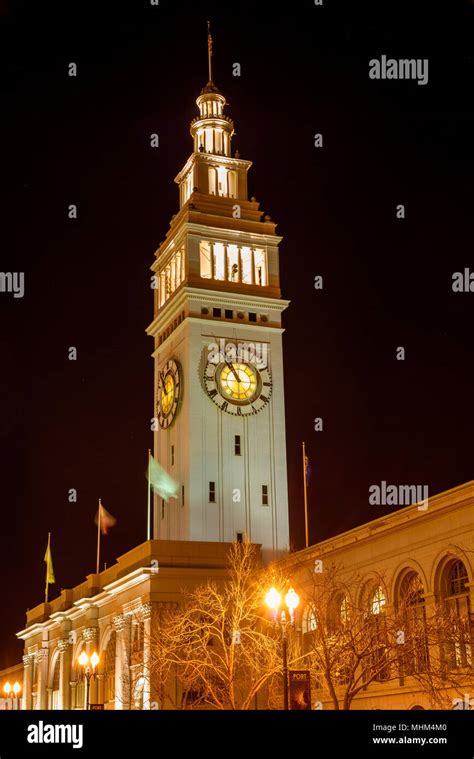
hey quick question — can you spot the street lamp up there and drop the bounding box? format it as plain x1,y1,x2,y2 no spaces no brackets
3,681,21,709
265,585,300,710
77,651,100,710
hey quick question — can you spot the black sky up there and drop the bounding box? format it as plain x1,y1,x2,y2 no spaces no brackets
1,0,473,666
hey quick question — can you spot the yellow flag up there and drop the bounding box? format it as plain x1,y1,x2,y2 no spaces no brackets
44,533,55,585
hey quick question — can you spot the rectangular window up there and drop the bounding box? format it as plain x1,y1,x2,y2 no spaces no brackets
254,248,267,286
249,312,257,322
182,485,184,507
262,485,269,506
209,482,216,503
227,244,239,282
171,445,174,466
225,309,233,319
161,499,165,519
200,241,212,279
214,242,225,280
241,246,253,284
235,435,241,455
236,532,243,544
213,307,221,318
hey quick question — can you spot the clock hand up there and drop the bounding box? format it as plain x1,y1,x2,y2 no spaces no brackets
226,361,241,384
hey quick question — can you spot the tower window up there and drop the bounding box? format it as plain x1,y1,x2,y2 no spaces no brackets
262,485,269,506
209,482,216,503
182,485,184,507
214,243,225,280
227,244,239,281
171,445,174,466
236,533,243,544
249,312,257,322
234,435,241,455
200,241,212,279
213,308,221,318
161,499,165,519
241,247,253,284
254,248,267,286
225,309,233,319
208,166,217,195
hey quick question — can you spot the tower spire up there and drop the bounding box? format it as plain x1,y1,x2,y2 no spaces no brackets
207,20,213,83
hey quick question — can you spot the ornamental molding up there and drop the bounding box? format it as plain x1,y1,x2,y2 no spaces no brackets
139,602,153,621
57,638,70,653
112,614,125,632
23,654,34,666
82,627,98,643
34,649,48,662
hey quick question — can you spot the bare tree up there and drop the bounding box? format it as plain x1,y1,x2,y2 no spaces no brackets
149,541,308,710
294,561,474,709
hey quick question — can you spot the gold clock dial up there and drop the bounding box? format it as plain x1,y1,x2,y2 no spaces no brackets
203,354,272,416
160,373,175,414
218,362,258,402
157,358,182,429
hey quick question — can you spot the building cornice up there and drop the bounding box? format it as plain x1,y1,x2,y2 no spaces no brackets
290,481,474,567
146,286,289,338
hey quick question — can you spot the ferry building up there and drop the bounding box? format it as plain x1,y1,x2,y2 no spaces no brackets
4,46,474,711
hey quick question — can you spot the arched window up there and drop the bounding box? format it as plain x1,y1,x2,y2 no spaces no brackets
208,167,217,195
50,656,60,710
371,586,386,616
443,560,472,668
398,572,428,675
228,170,237,198
366,584,389,682
340,595,350,625
302,604,317,634
104,632,116,706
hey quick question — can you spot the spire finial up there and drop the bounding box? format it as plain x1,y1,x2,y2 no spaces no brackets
207,20,213,83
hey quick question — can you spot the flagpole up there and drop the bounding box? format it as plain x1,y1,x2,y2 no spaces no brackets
147,449,151,541
45,532,51,605
207,20,212,83
302,442,309,549
96,498,101,574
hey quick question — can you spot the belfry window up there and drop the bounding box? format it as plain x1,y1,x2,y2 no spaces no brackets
227,244,239,281
200,241,212,279
157,246,186,308
199,240,267,288
254,248,267,286
209,482,216,503
241,247,253,284
213,242,225,280
208,167,217,195
228,170,237,198
217,166,227,196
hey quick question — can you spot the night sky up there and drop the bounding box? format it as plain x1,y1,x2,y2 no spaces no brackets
1,0,473,666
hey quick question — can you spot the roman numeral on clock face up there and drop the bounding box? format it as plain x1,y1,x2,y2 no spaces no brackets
208,388,218,398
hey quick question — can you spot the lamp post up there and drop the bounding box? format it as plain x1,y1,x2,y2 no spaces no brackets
77,651,99,710
3,681,21,709
265,586,300,710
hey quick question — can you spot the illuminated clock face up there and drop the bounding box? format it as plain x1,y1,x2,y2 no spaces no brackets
157,358,182,428
204,359,272,416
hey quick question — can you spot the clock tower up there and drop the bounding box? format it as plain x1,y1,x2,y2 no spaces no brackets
146,49,290,562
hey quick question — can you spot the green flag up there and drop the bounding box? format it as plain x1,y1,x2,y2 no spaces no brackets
147,454,179,500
